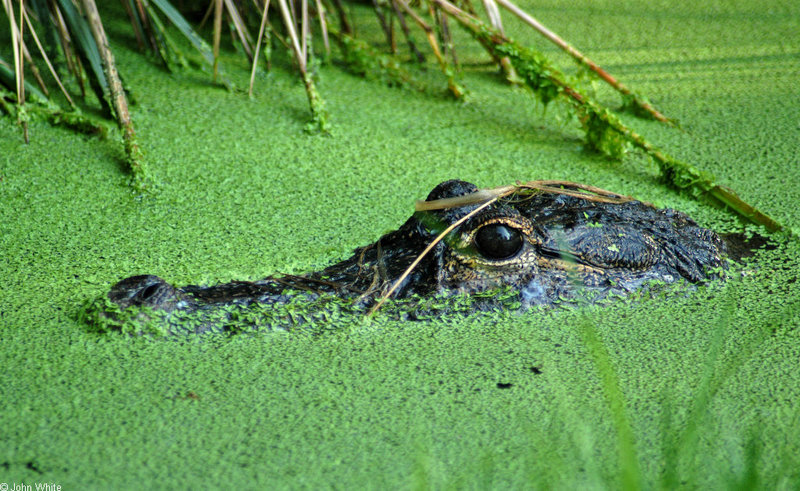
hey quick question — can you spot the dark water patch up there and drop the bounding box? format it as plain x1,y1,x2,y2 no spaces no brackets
721,232,777,262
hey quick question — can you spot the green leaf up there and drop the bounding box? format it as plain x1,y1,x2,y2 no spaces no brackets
147,0,232,88
0,55,52,106
29,0,62,66
147,0,212,66
55,0,110,111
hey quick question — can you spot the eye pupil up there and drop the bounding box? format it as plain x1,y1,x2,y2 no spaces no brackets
474,224,523,260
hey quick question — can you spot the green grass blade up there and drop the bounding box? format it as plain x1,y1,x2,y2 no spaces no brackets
658,296,728,489
578,317,642,490
54,0,110,109
125,0,147,49
660,288,799,488
140,2,187,70
29,0,62,67
147,0,214,66
0,54,49,104
147,0,231,87
731,429,761,490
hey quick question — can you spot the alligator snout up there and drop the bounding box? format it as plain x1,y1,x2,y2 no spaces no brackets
108,275,181,311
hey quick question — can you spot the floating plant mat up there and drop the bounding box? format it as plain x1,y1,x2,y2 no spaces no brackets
0,0,792,235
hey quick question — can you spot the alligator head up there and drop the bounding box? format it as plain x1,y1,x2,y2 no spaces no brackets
97,180,728,334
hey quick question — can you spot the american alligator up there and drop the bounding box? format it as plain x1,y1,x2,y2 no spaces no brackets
99,180,729,334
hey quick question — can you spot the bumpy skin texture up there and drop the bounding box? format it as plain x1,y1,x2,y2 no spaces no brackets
105,180,727,330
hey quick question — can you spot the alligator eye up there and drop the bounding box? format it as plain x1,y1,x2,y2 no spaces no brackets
474,223,523,260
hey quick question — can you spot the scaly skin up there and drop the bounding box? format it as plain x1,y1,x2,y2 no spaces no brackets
103,180,727,332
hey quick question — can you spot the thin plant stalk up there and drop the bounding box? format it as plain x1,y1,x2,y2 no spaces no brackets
121,0,146,49
269,22,291,52
7,12,50,98
148,0,229,85
250,0,278,65
212,0,222,81
394,0,444,62
393,0,464,98
277,0,329,131
277,0,304,70
134,0,160,53
483,0,518,81
301,0,308,61
140,2,189,69
493,0,671,124
315,0,330,56
327,0,351,35
7,0,29,142
481,0,503,31
371,0,393,48
19,0,27,142
458,0,513,79
22,7,75,107
249,0,272,96
223,0,254,59
416,181,634,211
81,0,147,188
389,0,424,63
198,0,214,29
50,2,81,93
438,8,457,67
327,25,424,90
55,0,111,113
388,3,397,53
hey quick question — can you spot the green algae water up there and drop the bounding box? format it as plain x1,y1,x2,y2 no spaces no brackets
1,0,799,487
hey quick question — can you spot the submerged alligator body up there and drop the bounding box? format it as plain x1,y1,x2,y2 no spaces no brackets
101,180,728,333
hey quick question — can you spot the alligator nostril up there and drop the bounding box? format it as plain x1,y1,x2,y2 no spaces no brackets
139,283,161,301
